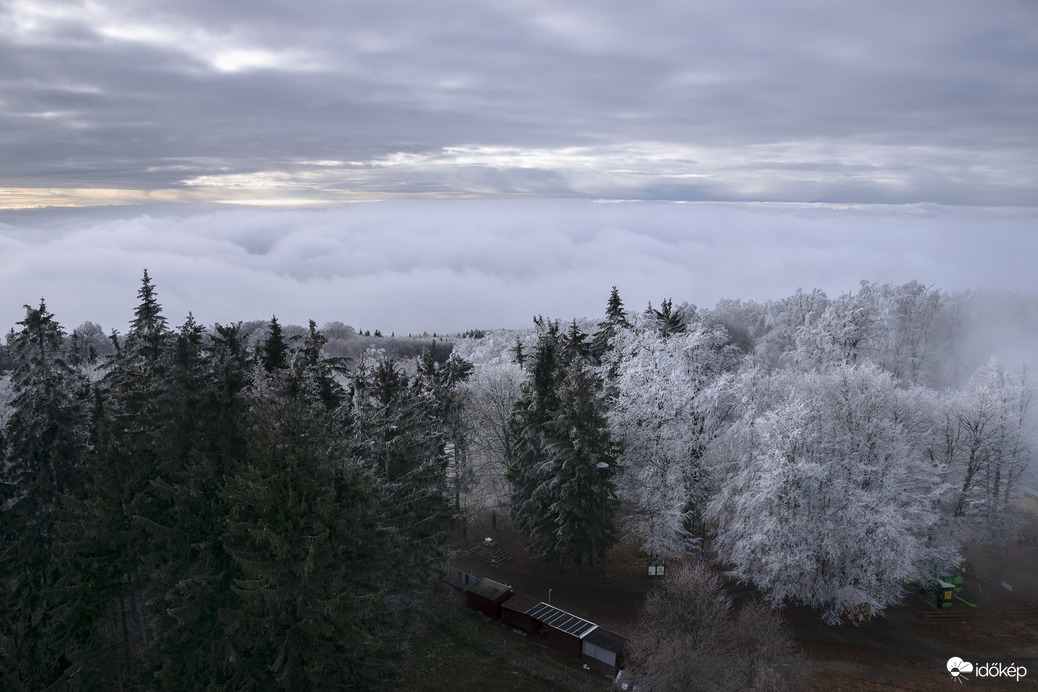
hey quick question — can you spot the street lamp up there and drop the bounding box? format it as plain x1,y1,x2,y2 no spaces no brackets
596,462,610,576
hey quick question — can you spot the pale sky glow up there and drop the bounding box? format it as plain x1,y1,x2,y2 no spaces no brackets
0,0,1035,333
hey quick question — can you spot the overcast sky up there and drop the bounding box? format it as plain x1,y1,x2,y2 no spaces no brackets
1,1,1036,333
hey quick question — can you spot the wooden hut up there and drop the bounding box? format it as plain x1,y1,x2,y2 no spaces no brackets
501,593,542,636
582,627,628,675
465,578,513,619
525,602,598,660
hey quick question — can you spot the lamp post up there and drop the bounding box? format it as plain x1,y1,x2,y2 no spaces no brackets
596,461,610,577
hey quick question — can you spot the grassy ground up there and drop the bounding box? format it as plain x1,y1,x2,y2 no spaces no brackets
400,587,613,692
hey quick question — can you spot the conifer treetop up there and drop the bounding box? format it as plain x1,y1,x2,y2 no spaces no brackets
130,269,167,336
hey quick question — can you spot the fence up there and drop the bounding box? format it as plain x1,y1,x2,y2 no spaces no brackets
922,607,1038,622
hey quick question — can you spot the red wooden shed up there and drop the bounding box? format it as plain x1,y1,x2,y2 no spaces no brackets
501,593,542,637
465,578,513,619
525,602,598,660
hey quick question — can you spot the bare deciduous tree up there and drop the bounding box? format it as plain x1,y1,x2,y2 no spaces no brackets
626,564,808,691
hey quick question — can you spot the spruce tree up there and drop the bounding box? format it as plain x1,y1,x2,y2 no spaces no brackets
289,320,347,410
221,383,392,689
352,356,452,643
539,359,618,569
416,349,474,514
129,269,169,363
138,322,252,689
55,270,174,686
591,286,629,362
259,315,288,373
0,301,89,688
506,319,564,539
646,298,686,336
507,318,619,568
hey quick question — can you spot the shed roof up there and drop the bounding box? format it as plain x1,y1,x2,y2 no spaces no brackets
526,602,598,638
583,627,629,653
466,578,512,601
501,593,540,614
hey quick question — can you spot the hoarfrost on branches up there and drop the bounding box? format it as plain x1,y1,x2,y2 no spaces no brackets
708,364,946,623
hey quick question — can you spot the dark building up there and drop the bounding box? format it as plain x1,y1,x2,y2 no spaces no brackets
465,578,513,619
501,593,542,636
525,602,598,660
582,627,628,674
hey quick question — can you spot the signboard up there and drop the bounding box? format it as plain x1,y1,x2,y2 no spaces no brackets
648,564,665,576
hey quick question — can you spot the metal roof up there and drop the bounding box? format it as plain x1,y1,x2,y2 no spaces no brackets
501,593,540,614
583,627,629,653
526,602,598,638
466,578,512,601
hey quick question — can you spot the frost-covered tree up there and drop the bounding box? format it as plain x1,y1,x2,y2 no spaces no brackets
936,358,1035,539
463,357,524,508
608,314,736,561
644,298,689,337
288,320,348,410
416,349,473,516
451,330,535,510
754,288,829,371
793,284,879,368
874,281,943,384
708,364,944,623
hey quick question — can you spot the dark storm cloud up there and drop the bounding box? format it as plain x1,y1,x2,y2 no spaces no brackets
1,200,1035,336
2,0,1036,204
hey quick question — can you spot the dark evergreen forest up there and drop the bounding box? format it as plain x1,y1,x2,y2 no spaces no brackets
0,271,468,690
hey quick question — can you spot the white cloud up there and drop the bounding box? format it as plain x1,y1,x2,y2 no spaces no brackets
0,200,1034,337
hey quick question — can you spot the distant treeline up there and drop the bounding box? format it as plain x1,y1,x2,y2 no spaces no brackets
1,317,456,372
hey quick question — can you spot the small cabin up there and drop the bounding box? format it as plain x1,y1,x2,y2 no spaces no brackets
501,593,542,636
525,602,598,660
582,627,628,675
465,578,513,619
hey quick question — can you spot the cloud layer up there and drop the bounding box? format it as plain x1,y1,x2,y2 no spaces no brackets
2,200,1035,335
2,0,1036,205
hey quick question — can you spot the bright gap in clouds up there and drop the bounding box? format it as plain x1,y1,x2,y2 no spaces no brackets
0,199,1035,337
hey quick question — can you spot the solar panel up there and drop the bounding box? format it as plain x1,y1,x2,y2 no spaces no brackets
525,602,598,637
